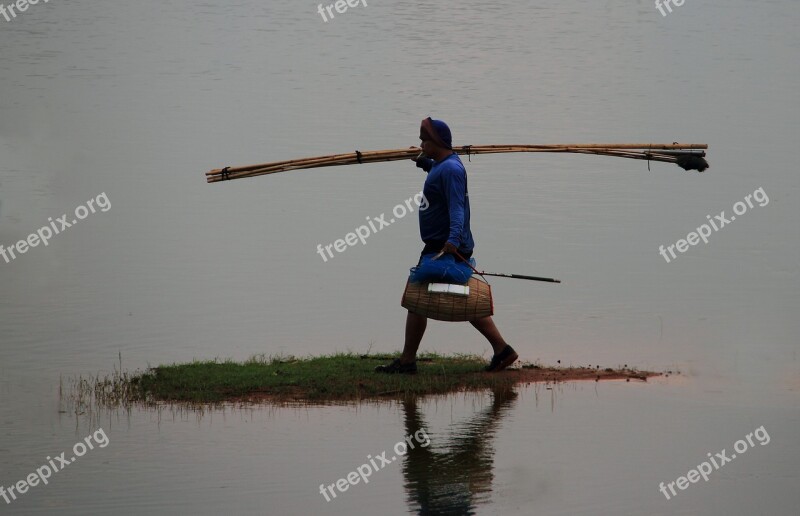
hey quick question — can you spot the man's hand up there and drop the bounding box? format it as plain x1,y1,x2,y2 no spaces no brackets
409,146,421,161
432,242,458,261
441,242,458,255
413,150,434,173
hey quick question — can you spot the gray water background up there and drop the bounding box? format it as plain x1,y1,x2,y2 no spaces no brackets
0,0,798,514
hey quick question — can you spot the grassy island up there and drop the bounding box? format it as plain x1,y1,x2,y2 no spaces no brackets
78,353,660,405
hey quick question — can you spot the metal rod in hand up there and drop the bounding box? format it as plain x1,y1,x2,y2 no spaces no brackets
479,271,561,283
433,251,561,283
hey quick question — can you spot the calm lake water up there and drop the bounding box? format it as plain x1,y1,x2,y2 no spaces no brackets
1,0,798,514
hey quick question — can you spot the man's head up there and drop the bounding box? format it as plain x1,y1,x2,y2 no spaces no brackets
419,117,453,159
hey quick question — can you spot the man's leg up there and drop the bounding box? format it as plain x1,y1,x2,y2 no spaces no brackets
470,316,508,354
472,317,518,371
400,312,427,364
376,311,426,373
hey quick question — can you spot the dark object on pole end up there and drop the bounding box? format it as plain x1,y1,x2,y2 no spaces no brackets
675,154,709,172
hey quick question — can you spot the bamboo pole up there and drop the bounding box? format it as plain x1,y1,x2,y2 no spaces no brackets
206,143,708,183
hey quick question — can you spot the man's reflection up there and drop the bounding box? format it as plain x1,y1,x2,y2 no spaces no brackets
399,386,519,515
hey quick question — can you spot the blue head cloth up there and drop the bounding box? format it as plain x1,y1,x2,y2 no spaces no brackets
429,119,452,150
421,117,453,150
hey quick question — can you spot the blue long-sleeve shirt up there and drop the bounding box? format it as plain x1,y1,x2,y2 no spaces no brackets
417,153,474,254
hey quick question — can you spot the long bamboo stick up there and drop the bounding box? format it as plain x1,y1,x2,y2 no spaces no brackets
206,143,708,183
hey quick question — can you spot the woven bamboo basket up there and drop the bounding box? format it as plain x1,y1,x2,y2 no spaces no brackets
401,276,493,322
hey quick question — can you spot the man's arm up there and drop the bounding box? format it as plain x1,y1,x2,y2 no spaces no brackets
415,157,434,173
443,167,467,249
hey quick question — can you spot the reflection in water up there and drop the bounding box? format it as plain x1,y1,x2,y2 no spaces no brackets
400,387,519,515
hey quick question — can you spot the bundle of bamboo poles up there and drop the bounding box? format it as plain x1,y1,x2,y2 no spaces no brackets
205,143,708,183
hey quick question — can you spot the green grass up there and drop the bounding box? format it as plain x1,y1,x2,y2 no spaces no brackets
113,353,522,403
63,353,658,408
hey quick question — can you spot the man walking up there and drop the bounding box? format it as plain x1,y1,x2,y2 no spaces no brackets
376,118,518,374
